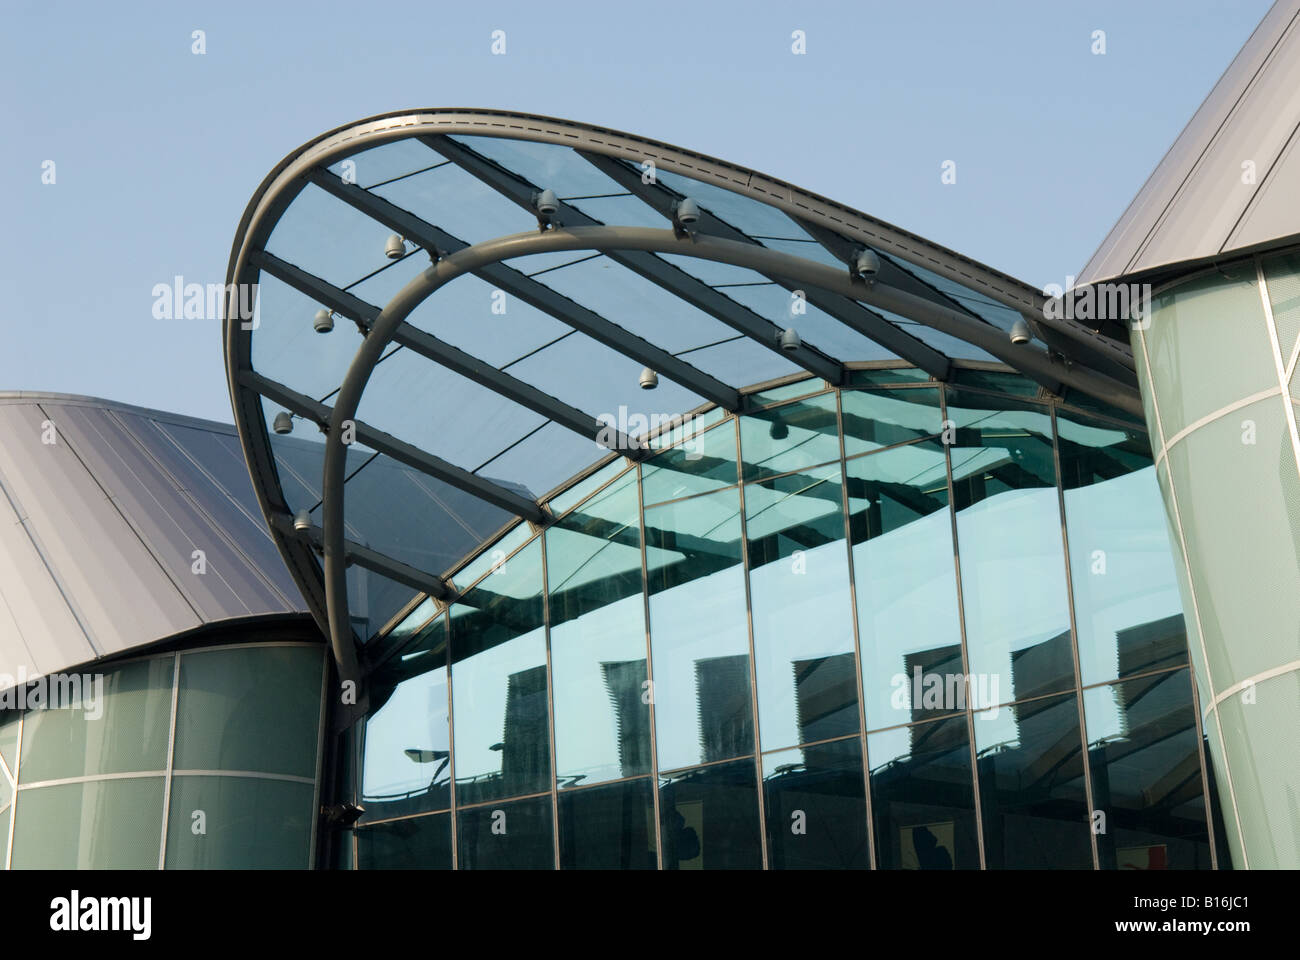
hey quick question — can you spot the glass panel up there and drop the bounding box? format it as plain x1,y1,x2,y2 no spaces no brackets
547,458,628,516
19,657,172,783
949,392,1073,703
356,812,452,869
450,539,550,805
174,646,323,779
265,182,395,290
748,378,826,408
164,775,314,869
641,420,738,506
369,157,538,246
763,738,869,869
973,693,1093,869
1057,410,1187,685
1083,670,1212,869
746,464,857,751
547,473,650,786
0,710,19,775
1263,250,1300,361
457,794,554,869
362,617,451,821
739,392,840,481
846,367,932,387
848,442,965,732
868,715,978,869
1142,270,1276,438
557,778,657,869
328,137,445,189
646,407,727,451
1214,669,1300,870
644,488,752,771
719,279,898,363
454,523,533,589
1164,395,1300,691
12,777,163,869
840,387,943,456
658,758,762,869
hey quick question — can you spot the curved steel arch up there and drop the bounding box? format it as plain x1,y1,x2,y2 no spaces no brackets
222,109,1143,693
315,224,1141,686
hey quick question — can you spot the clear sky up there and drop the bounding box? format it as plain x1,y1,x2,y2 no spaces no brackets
0,0,1273,422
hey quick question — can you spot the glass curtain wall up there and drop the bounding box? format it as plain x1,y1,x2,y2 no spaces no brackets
0,640,326,869
349,374,1224,869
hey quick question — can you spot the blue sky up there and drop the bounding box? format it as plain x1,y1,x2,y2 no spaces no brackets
0,0,1272,422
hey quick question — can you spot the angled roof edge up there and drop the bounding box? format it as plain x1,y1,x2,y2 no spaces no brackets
1079,0,1300,286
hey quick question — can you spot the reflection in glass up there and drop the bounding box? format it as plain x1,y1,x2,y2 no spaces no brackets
1084,670,1211,868
840,387,942,456
659,759,761,869
558,778,657,869
848,440,964,731
450,538,549,805
739,393,840,480
868,715,978,869
362,617,451,820
746,464,857,751
641,421,739,505
547,471,651,786
645,488,753,771
458,794,554,869
357,812,452,869
1057,411,1186,684
763,738,869,869
974,693,1092,868
949,393,1072,702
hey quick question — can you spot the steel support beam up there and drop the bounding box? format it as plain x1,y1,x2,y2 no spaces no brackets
580,150,953,381
426,134,845,385
307,168,741,411
240,369,547,523
249,253,646,458
273,514,455,601
316,223,1143,685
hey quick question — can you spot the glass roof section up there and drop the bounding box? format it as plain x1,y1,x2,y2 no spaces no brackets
228,111,1087,658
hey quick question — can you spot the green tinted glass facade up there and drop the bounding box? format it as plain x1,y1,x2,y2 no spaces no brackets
348,378,1225,869
0,639,326,869
1132,251,1300,869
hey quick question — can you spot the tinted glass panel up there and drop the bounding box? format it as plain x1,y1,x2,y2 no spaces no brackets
763,738,869,869
641,420,738,506
457,794,554,869
1084,670,1212,869
974,693,1092,869
645,488,753,771
949,393,1073,702
558,778,657,869
174,646,323,778
357,812,452,869
12,777,164,869
848,441,964,731
868,715,978,869
746,464,857,750
362,617,451,820
547,471,651,786
659,758,761,869
840,387,942,456
1057,411,1187,684
165,775,314,869
740,393,840,480
450,539,550,805
18,657,172,783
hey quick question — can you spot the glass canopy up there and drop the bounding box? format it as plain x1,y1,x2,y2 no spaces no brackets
224,110,1137,654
